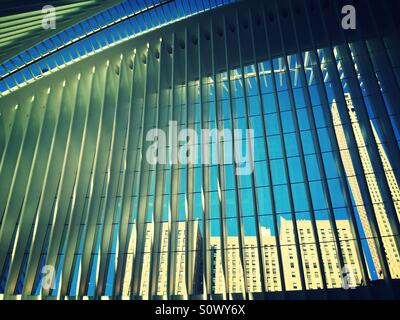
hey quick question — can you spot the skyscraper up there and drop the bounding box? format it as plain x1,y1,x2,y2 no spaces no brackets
332,93,400,279
209,217,362,294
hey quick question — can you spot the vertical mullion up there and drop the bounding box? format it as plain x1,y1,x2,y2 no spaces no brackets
148,38,165,300
113,51,138,299
251,6,288,296
59,64,108,298
126,51,146,294
198,26,211,299
0,94,43,296
131,45,154,298
305,1,392,281
183,28,195,299
126,49,149,299
235,11,267,296
0,109,5,158
168,34,187,298
0,101,17,163
19,76,79,298
0,98,32,217
350,36,400,210
360,0,400,187
261,3,308,293
0,95,33,225
279,0,352,291
77,61,119,297
330,0,400,268
350,39,400,186
36,76,83,296
43,70,94,298
380,0,400,76
183,28,190,299
210,20,229,299
288,3,372,290
380,0,400,95
166,33,180,299
96,55,130,298
312,33,390,287
337,41,400,272
223,15,248,300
